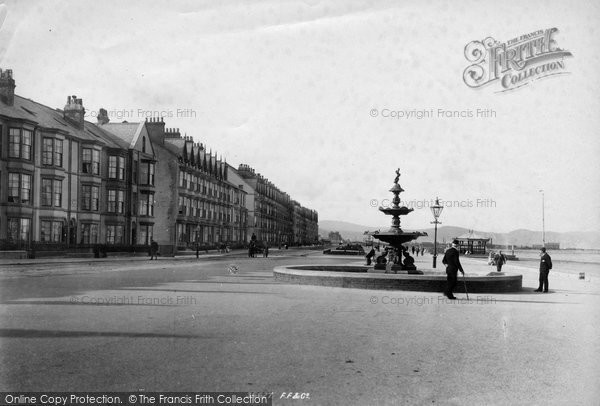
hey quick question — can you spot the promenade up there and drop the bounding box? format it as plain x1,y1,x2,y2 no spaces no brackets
0,250,598,405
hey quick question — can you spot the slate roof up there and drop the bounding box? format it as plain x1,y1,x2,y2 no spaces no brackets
0,95,122,148
100,122,143,149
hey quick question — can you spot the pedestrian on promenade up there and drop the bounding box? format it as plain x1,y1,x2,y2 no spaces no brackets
365,247,376,265
535,247,552,292
442,239,465,300
495,250,506,272
149,239,159,260
411,246,415,255
264,245,269,258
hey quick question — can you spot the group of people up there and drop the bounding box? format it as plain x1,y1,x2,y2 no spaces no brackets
488,250,507,272
410,245,425,256
441,240,554,298
365,246,416,270
365,246,389,266
366,239,556,299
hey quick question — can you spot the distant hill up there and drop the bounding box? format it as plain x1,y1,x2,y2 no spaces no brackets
318,220,380,238
319,220,600,249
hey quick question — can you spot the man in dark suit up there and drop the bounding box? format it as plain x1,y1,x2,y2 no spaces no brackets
535,247,552,292
495,250,506,272
149,239,159,260
442,239,465,299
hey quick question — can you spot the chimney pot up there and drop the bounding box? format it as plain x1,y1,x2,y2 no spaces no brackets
0,68,16,106
63,93,85,128
97,107,109,125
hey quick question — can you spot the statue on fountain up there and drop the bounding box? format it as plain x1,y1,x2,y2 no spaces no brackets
401,246,416,271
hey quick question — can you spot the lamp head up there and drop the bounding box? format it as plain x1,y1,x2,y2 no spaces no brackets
430,197,443,219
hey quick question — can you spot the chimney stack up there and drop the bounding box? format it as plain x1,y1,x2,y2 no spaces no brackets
0,69,15,106
164,127,181,139
144,116,166,145
97,107,110,125
63,95,85,128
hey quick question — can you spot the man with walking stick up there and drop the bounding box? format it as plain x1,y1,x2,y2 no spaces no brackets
442,239,465,300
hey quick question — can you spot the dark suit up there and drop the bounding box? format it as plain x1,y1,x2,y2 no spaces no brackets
442,247,464,298
495,253,506,272
149,241,159,260
538,253,552,292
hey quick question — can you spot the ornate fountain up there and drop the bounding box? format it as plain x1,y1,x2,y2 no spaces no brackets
372,169,427,273
273,167,523,292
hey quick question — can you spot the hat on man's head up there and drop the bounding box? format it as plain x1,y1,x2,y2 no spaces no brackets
540,247,546,252
452,239,460,245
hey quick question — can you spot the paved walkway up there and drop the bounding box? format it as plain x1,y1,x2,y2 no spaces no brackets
1,251,598,404
0,247,321,266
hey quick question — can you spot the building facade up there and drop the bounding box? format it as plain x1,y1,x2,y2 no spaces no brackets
145,121,249,253
0,70,159,253
95,120,158,247
292,200,319,245
237,164,318,246
0,68,317,256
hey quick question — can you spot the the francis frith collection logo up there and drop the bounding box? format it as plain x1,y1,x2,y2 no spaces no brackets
463,28,572,92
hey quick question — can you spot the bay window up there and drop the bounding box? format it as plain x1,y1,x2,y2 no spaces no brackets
8,128,32,160
107,189,125,213
82,148,100,175
108,155,125,180
42,138,63,167
8,173,32,204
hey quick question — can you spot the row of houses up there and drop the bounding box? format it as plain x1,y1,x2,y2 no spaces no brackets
0,69,318,255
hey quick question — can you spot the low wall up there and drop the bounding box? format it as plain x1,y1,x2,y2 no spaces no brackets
273,265,522,293
0,250,28,259
323,250,365,256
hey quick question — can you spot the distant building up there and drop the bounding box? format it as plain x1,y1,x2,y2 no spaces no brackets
292,200,318,245
145,121,245,254
236,164,318,246
533,242,560,250
328,231,343,245
455,230,490,255
225,165,251,245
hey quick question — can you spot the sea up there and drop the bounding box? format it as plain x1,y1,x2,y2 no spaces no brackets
501,249,600,277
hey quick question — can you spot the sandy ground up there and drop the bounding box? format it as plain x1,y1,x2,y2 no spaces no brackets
0,251,598,405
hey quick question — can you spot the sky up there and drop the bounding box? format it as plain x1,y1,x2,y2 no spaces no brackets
1,0,599,233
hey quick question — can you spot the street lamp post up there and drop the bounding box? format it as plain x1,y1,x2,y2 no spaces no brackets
539,190,545,248
430,197,444,268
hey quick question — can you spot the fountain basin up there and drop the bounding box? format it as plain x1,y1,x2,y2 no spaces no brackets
371,231,427,246
379,206,413,216
273,265,522,293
